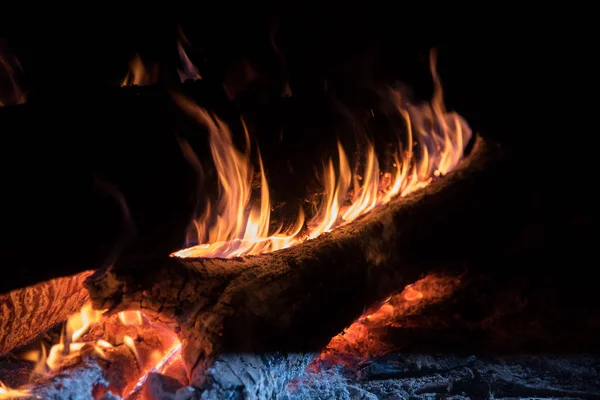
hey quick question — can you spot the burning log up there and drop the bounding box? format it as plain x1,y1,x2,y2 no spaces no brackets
0,272,92,355
85,136,524,397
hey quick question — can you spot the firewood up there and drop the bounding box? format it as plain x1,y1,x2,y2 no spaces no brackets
85,136,524,397
0,272,92,355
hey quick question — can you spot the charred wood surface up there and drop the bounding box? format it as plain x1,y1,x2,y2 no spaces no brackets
0,271,92,355
85,136,528,396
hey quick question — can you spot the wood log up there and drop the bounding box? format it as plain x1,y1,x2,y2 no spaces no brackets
85,136,528,397
0,271,92,355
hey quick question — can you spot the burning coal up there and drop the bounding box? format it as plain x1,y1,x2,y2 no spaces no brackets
0,302,182,399
315,274,462,369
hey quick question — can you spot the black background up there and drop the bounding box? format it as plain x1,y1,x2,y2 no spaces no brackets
0,6,593,295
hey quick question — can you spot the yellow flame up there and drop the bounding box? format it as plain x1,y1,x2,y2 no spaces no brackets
21,302,104,373
173,49,472,259
123,335,141,366
118,310,143,326
121,53,159,87
0,382,32,399
16,300,178,397
172,97,305,258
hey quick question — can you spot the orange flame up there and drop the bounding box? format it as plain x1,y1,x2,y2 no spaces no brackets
118,310,143,326
172,102,305,258
122,342,182,399
19,301,180,397
121,53,159,87
0,381,32,399
42,302,105,371
173,49,472,259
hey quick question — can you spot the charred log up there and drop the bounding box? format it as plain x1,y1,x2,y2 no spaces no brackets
85,136,525,397
0,271,92,355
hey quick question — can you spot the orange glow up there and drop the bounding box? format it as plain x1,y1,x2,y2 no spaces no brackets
15,301,181,398
317,274,461,367
173,49,472,259
121,53,159,87
122,342,183,399
118,310,143,326
5,50,474,397
39,302,105,371
0,381,32,399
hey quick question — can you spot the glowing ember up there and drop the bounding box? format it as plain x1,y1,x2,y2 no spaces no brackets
121,53,159,87
316,274,461,368
173,49,472,259
12,301,181,398
123,343,182,399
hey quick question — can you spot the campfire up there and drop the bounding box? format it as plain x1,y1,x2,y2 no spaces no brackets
2,27,595,399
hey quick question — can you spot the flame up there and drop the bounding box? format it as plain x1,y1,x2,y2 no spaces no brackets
4,49,472,397
25,303,143,376
123,335,141,366
172,100,305,258
17,301,180,398
0,42,26,106
173,49,472,259
176,28,202,83
0,382,32,399
118,310,143,326
121,53,159,87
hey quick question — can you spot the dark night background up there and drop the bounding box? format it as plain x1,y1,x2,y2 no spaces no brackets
0,2,593,329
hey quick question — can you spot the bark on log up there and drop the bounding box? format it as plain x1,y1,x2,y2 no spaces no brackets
85,136,525,397
0,271,92,355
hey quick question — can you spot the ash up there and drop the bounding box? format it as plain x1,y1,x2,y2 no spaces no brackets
283,353,600,400
31,359,109,399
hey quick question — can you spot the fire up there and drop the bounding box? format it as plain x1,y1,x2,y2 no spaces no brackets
177,26,202,83
0,41,26,107
172,104,305,258
316,274,461,368
121,53,159,87
34,302,106,372
1,49,474,397
15,301,181,398
173,49,472,259
119,310,144,326
0,382,32,399
123,342,182,399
